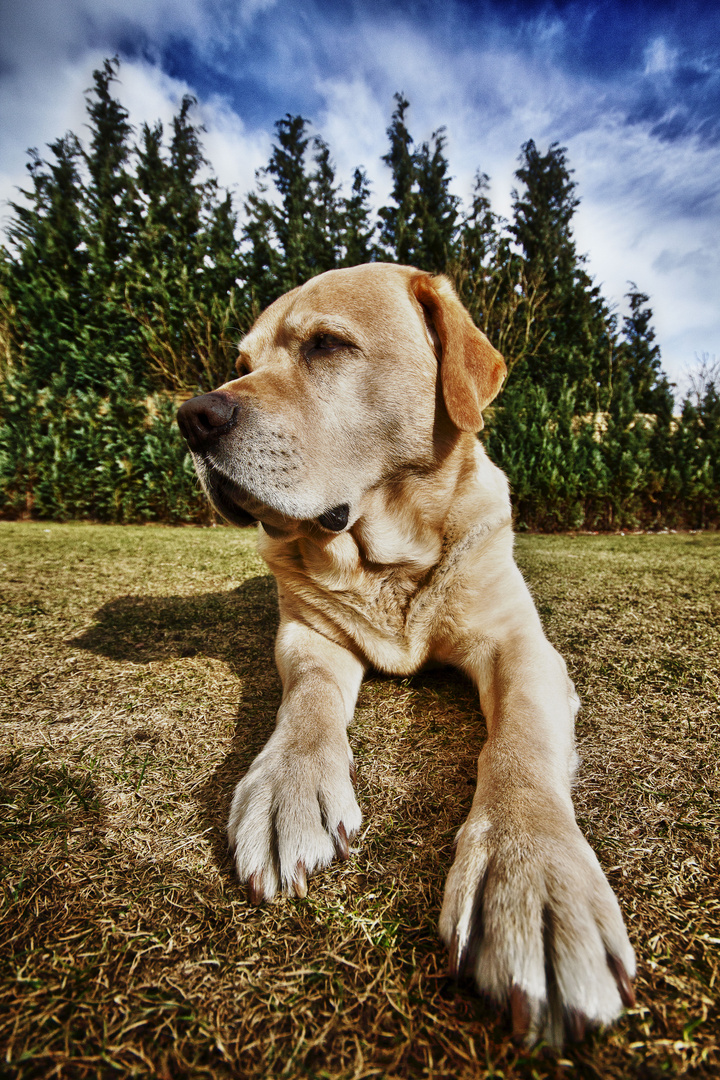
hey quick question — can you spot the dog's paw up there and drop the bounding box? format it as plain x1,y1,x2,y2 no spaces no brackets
438,800,636,1047
227,729,361,902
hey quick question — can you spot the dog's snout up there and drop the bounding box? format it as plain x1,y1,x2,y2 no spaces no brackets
177,391,239,451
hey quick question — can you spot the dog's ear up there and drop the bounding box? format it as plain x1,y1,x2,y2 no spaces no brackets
411,272,506,432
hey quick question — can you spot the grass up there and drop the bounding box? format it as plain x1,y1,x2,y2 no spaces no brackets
0,521,718,1079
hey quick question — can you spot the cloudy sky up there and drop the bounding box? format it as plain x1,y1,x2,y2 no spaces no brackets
1,0,719,392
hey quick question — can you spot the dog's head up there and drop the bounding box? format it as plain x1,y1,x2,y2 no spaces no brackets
177,263,505,538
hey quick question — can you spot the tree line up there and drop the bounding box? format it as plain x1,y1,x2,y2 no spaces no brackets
0,59,717,528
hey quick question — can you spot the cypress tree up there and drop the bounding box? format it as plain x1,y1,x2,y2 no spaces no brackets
510,140,612,409
612,284,676,524
241,115,344,304
0,137,88,514
452,170,508,342
308,137,342,274
198,182,247,388
128,121,169,323
127,99,244,391
241,177,281,315
340,168,377,266
412,128,459,272
266,114,314,292
619,284,674,416
167,96,207,264
155,94,208,387
82,57,139,387
691,372,720,527
457,171,498,279
378,93,416,263
3,136,87,388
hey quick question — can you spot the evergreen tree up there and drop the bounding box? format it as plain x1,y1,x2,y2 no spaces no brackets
618,284,674,417
598,377,653,528
512,140,578,281
3,136,87,388
241,116,352,304
510,140,612,409
83,58,134,281
457,171,498,281
308,137,342,274
378,93,416,263
241,176,281,315
340,167,377,266
266,114,314,292
129,121,167,313
126,99,244,391
240,115,313,307
167,96,207,264
0,136,88,514
412,128,460,272
205,188,242,298
671,360,720,527
82,56,139,387
149,93,208,385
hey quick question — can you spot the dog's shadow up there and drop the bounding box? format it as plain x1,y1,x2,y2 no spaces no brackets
71,575,279,681
71,576,282,869
72,575,480,881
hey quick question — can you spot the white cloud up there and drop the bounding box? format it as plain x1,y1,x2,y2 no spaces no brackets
313,77,393,205
0,56,272,228
0,0,269,215
0,51,102,224
643,37,678,76
568,115,720,383
195,94,272,199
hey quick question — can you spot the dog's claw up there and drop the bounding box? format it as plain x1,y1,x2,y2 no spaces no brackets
335,822,349,861
607,953,636,1009
510,984,531,1044
248,872,264,905
565,1007,587,1043
448,930,465,980
293,861,308,898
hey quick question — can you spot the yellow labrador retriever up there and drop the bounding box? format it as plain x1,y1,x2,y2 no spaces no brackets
177,263,635,1045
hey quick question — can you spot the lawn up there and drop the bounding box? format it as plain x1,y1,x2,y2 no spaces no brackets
1,522,718,1079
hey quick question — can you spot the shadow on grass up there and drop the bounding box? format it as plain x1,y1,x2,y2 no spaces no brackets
70,575,283,876
2,582,527,1074
70,574,279,675
70,575,485,892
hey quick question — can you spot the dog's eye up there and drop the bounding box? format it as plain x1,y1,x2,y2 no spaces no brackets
305,333,350,359
235,357,251,377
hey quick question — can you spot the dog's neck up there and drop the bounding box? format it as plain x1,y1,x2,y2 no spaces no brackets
259,434,511,588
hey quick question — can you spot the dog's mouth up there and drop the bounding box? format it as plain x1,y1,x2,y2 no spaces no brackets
203,467,351,537
209,473,260,528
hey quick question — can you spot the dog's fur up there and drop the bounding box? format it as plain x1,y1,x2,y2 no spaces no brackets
177,263,636,1046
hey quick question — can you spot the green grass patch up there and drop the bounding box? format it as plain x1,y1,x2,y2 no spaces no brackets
1,522,718,1078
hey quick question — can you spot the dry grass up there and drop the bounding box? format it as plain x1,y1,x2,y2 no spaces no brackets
0,522,718,1079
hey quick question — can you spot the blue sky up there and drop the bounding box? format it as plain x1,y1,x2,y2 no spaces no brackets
1,0,719,393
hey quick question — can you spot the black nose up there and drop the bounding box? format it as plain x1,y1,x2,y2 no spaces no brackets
177,391,239,451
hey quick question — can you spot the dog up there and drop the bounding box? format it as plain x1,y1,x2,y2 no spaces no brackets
177,263,636,1046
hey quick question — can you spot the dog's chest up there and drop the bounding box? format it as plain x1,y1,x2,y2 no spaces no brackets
263,530,469,673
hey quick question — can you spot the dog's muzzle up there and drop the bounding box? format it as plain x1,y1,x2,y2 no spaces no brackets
178,392,352,533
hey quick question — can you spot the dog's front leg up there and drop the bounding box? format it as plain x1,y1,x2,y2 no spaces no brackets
439,630,636,1046
228,615,365,902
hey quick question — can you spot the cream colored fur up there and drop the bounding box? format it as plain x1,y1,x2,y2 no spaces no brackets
179,263,636,1046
